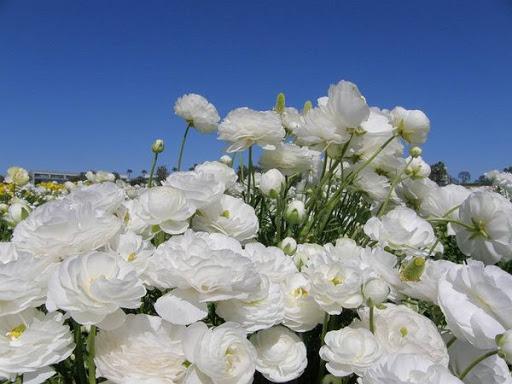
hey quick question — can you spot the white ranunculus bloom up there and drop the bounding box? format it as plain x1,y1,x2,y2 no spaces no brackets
259,143,321,177
362,353,463,384
250,326,308,383
95,314,189,383
5,166,30,186
449,338,512,384
363,206,438,254
183,322,257,384
404,155,431,179
293,243,328,270
281,107,305,133
282,273,324,332
192,194,259,242
216,276,284,332
108,230,154,279
304,261,363,314
319,327,382,377
218,108,285,152
437,260,512,349
420,183,470,219
4,199,31,225
497,330,512,365
390,106,430,145
86,170,116,183
0,244,55,316
360,108,394,135
195,161,238,190
259,168,285,198
453,190,512,264
362,278,390,305
396,177,439,213
244,242,297,283
350,166,391,202
65,182,125,213
133,186,195,235
174,93,220,133
46,251,146,329
146,230,261,302
285,200,306,225
295,106,347,148
164,169,225,209
0,309,74,382
12,198,121,261
359,304,449,366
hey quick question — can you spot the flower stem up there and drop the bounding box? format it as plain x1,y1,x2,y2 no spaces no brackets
148,153,159,188
458,350,498,380
316,313,331,384
446,335,457,348
72,321,88,384
369,302,376,334
87,326,97,384
376,157,414,217
247,146,254,201
176,123,191,171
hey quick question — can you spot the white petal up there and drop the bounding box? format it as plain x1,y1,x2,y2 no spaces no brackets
155,289,208,325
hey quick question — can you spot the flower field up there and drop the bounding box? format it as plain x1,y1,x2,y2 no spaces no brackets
1,80,511,383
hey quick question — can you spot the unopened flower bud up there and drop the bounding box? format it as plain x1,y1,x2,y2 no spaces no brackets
496,330,512,363
6,200,31,225
400,257,426,282
5,166,30,186
219,155,233,167
275,92,286,114
303,100,313,114
260,169,285,198
152,139,165,154
286,200,306,224
409,146,422,158
279,237,297,256
362,278,390,305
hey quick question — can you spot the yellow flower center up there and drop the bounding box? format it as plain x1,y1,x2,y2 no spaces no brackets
127,252,137,262
292,287,309,298
400,327,408,337
331,276,344,286
6,324,26,340
221,210,230,218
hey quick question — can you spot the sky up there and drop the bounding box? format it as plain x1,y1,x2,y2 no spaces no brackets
1,0,512,179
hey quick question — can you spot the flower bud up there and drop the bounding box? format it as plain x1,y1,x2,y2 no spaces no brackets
409,146,422,158
5,200,31,225
5,166,30,186
279,237,297,256
400,257,426,282
152,139,165,154
391,106,430,146
286,200,306,224
275,92,286,114
260,169,285,198
362,278,390,305
219,155,233,167
496,330,512,363
303,100,313,114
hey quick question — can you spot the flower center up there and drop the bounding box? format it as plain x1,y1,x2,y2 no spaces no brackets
221,210,230,218
292,287,309,298
331,276,344,286
225,346,240,372
6,324,26,340
399,327,408,337
127,252,137,262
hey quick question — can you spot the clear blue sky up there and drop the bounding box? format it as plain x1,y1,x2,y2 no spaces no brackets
1,0,511,179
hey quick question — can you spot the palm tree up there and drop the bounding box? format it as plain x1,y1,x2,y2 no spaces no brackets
127,169,133,180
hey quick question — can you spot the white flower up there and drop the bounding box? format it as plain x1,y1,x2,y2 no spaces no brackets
497,330,512,365
151,138,164,153
192,195,259,242
108,231,154,279
396,177,439,213
404,156,431,178
195,161,238,190
282,273,324,332
319,327,382,377
360,108,394,135
293,243,328,270
362,278,390,305
285,200,306,225
362,353,463,384
259,169,285,198
250,326,308,382
0,309,73,382
164,169,225,209
5,166,30,186
350,166,391,202
359,304,449,366
437,260,512,349
133,186,195,235
146,230,261,302
390,106,430,145
218,108,285,152
364,206,438,254
449,337,511,384
46,251,146,329
216,276,284,332
453,190,512,264
174,93,220,133
95,314,188,383
4,199,31,225
86,170,116,183
65,182,125,213
183,322,256,384
244,242,297,283
0,244,55,316
295,106,346,147
419,183,470,220
259,143,321,176
12,198,121,261
304,261,363,314
279,237,297,256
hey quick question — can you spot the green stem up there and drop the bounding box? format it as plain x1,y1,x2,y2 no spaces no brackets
87,326,97,384
376,157,414,217
427,217,474,231
176,123,191,171
446,335,457,348
458,350,498,380
247,146,254,202
72,322,88,384
148,152,159,187
15,376,22,384
316,313,331,384
369,301,376,333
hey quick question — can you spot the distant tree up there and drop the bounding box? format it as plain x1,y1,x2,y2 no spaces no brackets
156,165,169,182
429,161,450,186
503,166,512,173
458,171,471,184
112,171,120,180
127,169,133,180
69,172,87,182
0,175,4,183
141,170,148,178
130,176,146,186
476,174,493,186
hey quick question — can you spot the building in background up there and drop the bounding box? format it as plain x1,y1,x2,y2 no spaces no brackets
30,170,80,184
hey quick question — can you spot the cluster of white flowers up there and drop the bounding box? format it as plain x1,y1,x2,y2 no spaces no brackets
1,80,511,384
